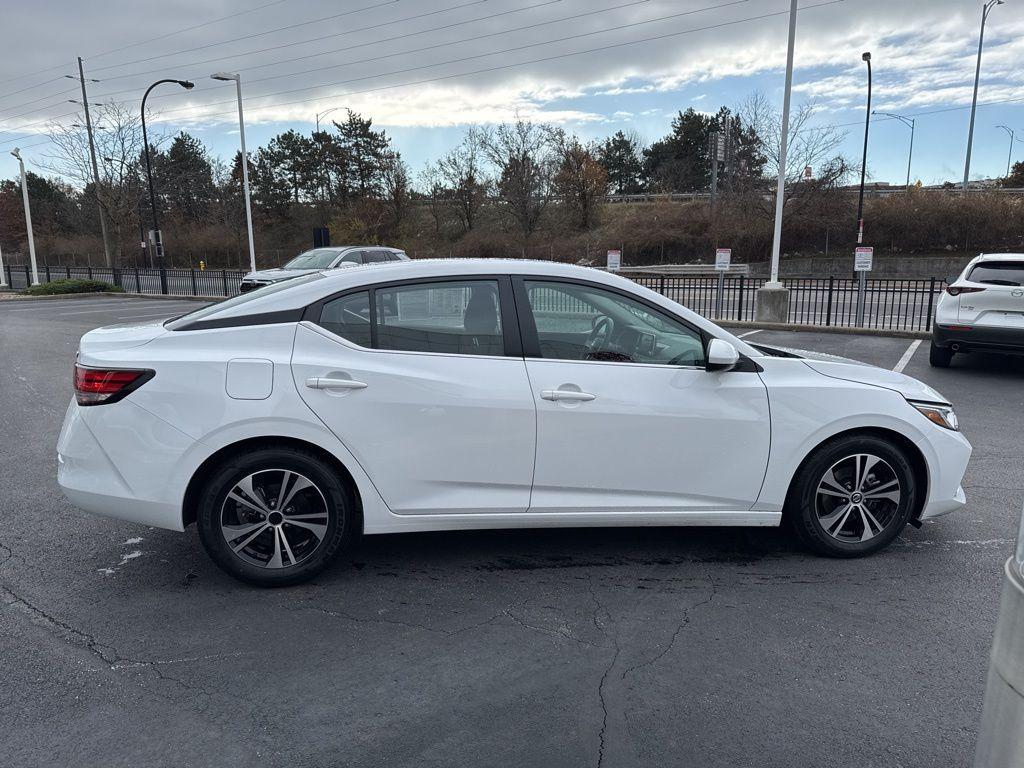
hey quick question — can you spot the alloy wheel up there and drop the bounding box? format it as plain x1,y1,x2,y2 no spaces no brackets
814,453,902,543
220,469,330,569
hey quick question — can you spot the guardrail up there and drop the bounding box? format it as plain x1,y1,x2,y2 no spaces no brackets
2,265,946,333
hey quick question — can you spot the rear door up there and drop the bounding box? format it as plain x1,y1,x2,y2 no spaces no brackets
958,259,1024,328
291,276,537,515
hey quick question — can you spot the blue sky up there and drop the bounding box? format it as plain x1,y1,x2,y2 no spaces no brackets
2,0,1023,187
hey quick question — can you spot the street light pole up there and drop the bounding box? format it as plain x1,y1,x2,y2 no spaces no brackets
873,111,915,188
211,72,257,274
141,78,194,293
755,0,798,323
315,107,342,132
856,52,872,246
964,0,1004,190
10,148,40,286
997,125,1016,177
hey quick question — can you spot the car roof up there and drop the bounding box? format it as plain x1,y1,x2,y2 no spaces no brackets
972,253,1024,263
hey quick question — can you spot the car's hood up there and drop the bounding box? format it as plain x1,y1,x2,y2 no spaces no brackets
759,345,950,403
243,268,315,281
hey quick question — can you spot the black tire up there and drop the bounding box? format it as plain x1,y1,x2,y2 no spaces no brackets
929,341,953,368
197,446,356,587
786,434,918,558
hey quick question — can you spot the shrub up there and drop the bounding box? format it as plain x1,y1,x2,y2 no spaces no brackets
20,279,122,296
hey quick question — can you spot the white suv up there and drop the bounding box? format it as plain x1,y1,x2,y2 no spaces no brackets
931,253,1024,367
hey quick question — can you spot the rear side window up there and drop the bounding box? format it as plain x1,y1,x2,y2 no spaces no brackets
314,279,506,356
319,291,370,347
968,261,1024,286
362,249,391,264
377,280,503,355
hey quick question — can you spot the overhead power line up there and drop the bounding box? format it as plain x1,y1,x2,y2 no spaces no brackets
0,0,291,87
149,0,825,118
89,0,403,74
91,0,647,100
93,0,526,85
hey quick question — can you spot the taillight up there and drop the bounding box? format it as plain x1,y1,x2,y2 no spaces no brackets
945,286,985,296
74,364,154,406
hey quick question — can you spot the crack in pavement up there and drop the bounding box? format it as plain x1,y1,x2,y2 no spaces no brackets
618,568,717,682
587,576,620,768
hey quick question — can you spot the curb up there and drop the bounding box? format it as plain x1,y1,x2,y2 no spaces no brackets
715,319,931,340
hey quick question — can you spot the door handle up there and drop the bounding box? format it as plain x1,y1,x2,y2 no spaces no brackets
305,376,368,390
540,389,596,402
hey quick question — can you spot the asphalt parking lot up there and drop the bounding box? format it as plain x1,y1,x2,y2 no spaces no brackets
1,296,1023,768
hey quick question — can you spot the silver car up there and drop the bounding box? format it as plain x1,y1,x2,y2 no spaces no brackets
239,246,409,292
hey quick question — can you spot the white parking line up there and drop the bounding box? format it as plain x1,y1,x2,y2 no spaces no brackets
738,330,763,338
893,340,923,373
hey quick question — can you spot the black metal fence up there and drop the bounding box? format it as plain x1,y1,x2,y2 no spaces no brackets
2,264,946,332
622,273,945,332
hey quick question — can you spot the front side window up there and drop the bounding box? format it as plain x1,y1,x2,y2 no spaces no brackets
376,280,503,355
524,280,705,366
337,251,363,265
283,249,341,270
319,291,370,347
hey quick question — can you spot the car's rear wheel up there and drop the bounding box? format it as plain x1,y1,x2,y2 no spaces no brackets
929,341,953,368
197,447,355,586
787,435,918,558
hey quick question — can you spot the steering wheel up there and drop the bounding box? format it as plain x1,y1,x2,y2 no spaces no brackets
585,315,614,354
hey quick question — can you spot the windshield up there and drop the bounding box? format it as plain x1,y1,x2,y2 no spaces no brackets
164,272,325,330
283,249,342,270
967,261,1024,286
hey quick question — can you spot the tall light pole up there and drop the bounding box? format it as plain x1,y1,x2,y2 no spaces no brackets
0,239,7,288
67,57,113,268
996,125,1016,177
211,72,257,274
964,0,1004,189
873,111,916,188
141,78,194,293
10,148,40,286
756,0,798,324
856,52,872,246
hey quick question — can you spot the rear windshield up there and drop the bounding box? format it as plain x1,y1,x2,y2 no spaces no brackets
968,261,1024,286
283,249,341,269
164,272,324,330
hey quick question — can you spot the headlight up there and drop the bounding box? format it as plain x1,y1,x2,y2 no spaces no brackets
909,401,959,431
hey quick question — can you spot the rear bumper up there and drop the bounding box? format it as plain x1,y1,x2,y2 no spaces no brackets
933,324,1024,354
56,399,201,531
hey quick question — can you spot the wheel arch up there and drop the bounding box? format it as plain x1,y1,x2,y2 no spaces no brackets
182,436,364,530
783,426,929,521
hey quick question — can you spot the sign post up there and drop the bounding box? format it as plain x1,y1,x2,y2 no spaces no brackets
854,246,873,326
606,249,621,272
715,248,731,318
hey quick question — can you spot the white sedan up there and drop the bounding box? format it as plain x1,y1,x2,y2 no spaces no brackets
58,260,972,586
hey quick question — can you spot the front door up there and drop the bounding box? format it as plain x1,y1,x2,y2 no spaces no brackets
516,278,771,513
292,277,536,515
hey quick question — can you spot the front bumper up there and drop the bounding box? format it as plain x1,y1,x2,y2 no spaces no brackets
917,423,972,521
933,323,1024,355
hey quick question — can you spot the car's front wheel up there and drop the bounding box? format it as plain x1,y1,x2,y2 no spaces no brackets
197,447,356,586
787,435,918,557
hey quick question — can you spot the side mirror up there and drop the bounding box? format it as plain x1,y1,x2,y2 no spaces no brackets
706,339,740,372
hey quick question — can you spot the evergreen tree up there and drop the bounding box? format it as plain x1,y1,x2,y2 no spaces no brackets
598,131,645,194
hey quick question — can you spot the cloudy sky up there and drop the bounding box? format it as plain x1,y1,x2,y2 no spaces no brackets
1,0,1023,186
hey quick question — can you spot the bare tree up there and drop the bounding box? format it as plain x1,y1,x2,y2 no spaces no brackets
482,118,559,244
435,126,490,233
739,92,848,184
42,102,155,260
380,151,411,229
553,133,608,230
